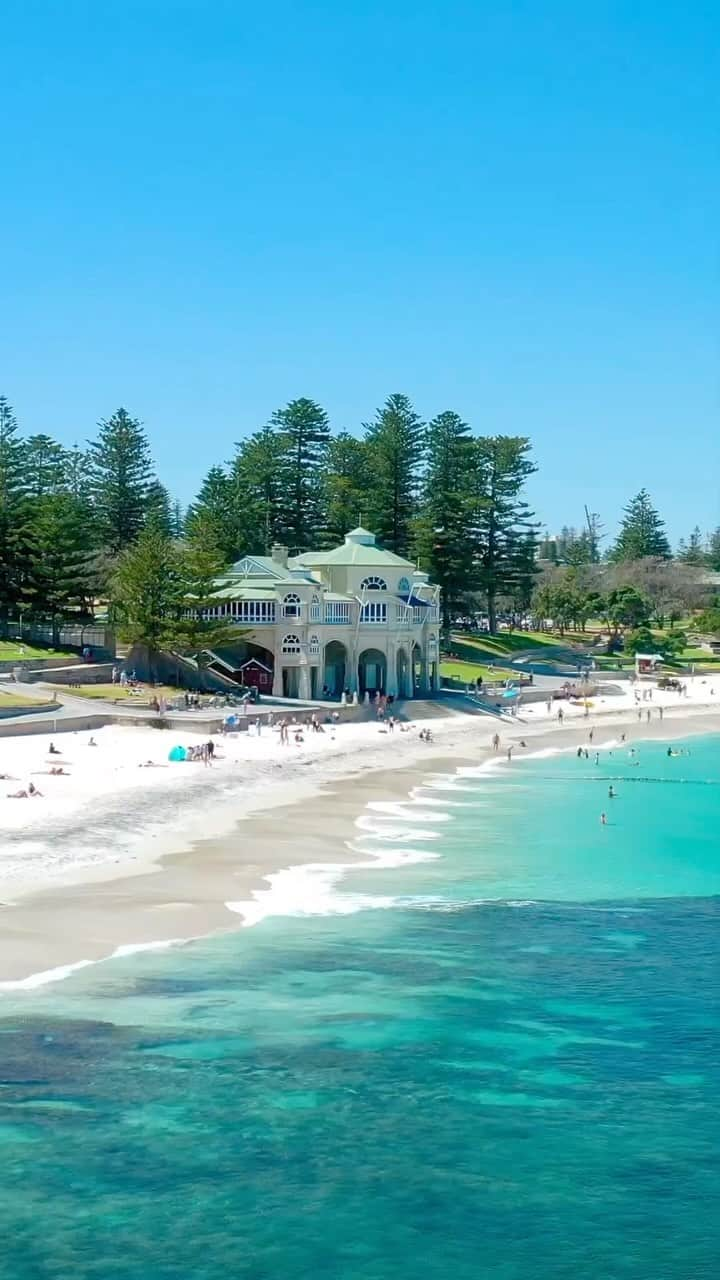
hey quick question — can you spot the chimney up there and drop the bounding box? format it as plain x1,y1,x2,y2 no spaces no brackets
271,542,289,568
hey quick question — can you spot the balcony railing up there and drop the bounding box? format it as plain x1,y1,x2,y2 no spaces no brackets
202,601,276,623
360,602,387,624
325,603,351,624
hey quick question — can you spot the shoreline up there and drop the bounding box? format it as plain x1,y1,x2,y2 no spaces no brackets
1,683,720,988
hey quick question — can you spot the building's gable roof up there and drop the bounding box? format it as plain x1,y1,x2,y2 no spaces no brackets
228,555,290,580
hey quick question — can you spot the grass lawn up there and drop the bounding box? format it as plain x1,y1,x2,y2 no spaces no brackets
0,641,77,661
0,688,50,708
45,683,183,702
441,659,518,684
679,647,720,665
450,630,588,659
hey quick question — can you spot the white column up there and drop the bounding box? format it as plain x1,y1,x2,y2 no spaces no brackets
385,641,398,697
347,642,358,693
298,664,311,700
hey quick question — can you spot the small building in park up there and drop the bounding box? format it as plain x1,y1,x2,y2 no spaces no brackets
635,652,664,677
203,526,441,700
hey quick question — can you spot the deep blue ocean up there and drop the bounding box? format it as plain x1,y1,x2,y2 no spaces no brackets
1,734,719,1279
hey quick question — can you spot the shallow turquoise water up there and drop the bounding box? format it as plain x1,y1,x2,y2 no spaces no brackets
1,735,719,1279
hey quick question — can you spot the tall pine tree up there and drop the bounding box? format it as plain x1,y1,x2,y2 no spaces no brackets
0,397,34,622
471,436,537,633
610,489,671,561
324,433,371,545
185,466,238,562
677,526,705,565
88,408,154,555
413,411,476,628
230,426,286,554
23,435,69,497
363,394,424,555
271,398,330,552
144,480,174,537
28,494,94,643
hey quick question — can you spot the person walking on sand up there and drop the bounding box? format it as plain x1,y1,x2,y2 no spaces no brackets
659,706,664,721
507,745,514,762
646,709,651,723
492,733,500,752
588,728,594,744
557,707,564,723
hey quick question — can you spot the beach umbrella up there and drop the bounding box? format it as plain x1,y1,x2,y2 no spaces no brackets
168,745,187,762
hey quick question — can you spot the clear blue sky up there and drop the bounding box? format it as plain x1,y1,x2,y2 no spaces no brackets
1,0,718,545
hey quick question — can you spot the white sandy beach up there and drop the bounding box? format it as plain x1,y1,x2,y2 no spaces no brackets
1,675,719,986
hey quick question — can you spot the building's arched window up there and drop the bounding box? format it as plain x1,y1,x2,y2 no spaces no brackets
282,634,301,654
308,633,320,656
360,576,387,591
282,592,302,618
398,576,411,595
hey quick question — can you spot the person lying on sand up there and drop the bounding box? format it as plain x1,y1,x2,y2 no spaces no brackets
0,774,18,781
50,766,68,776
138,760,165,768
7,783,43,798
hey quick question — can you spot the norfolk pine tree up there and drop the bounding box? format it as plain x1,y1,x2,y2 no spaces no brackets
271,398,331,552
88,408,154,556
610,489,671,561
471,436,538,633
413,411,476,630
363,394,424,557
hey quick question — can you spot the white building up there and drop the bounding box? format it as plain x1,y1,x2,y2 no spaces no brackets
205,526,441,700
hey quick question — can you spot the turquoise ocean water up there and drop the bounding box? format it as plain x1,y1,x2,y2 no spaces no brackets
1,734,719,1279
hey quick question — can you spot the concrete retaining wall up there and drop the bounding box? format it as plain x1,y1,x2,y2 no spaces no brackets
0,701,58,721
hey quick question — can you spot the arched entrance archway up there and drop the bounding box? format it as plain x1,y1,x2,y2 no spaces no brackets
358,648,387,696
396,646,410,699
324,640,347,697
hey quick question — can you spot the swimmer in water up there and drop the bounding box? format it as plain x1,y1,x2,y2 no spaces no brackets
608,785,615,799
600,812,607,825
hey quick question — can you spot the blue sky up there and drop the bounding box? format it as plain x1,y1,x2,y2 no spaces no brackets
1,0,718,545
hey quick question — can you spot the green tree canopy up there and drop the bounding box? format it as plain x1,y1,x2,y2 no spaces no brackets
471,436,538,632
88,408,154,556
610,489,671,562
324,433,370,546
363,394,424,556
271,398,331,552
413,411,476,629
